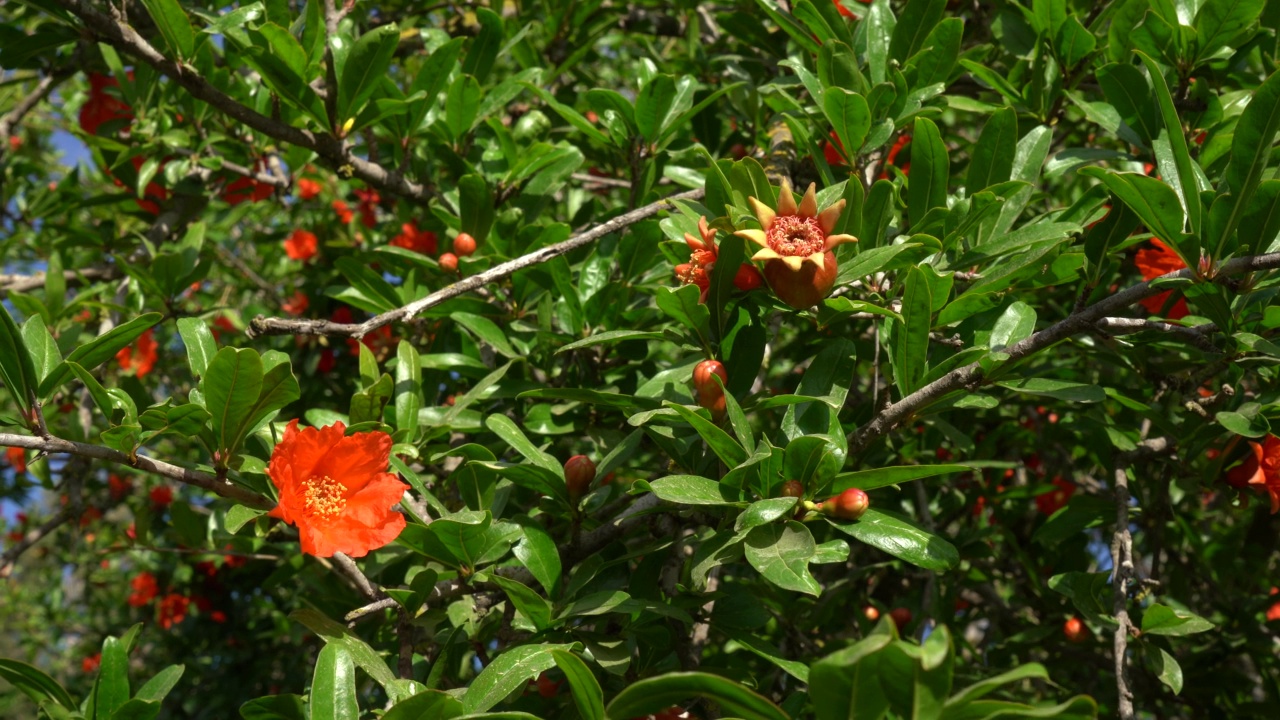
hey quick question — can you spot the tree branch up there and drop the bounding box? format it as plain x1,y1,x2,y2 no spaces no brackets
1095,317,1220,353
0,267,117,296
249,189,704,338
52,0,434,204
847,252,1280,454
0,433,275,509
0,70,71,151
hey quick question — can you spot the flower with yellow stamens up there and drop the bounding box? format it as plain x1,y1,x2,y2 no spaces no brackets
734,179,857,309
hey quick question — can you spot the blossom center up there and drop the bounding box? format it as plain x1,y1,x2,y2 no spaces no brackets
767,215,825,257
303,475,347,520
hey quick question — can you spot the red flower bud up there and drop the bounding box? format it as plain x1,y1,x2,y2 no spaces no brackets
564,455,596,501
889,607,912,631
780,480,804,498
823,488,869,521
864,605,880,621
1063,616,1088,643
733,264,764,292
439,252,459,273
693,360,727,395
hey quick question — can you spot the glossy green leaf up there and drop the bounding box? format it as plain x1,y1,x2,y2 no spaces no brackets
239,694,308,720
909,117,949,227
202,347,264,458
394,341,421,439
461,644,572,714
1140,603,1215,636
338,23,400,124
823,88,870,158
0,659,75,710
177,317,218,378
827,509,959,570
894,266,932,397
310,643,358,720
648,475,743,506
744,522,822,596
140,0,195,58
968,107,1017,192
551,650,604,720
832,464,970,492
889,0,946,63
383,690,465,720
665,401,748,467
604,671,789,720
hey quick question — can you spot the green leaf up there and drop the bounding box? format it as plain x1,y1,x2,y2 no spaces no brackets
488,574,553,631
968,107,1017,192
604,671,789,720
96,635,131,719
338,23,400,124
39,313,163,399
665,401,748,468
484,414,561,474
394,341,421,439
135,664,184,703
809,625,895,720
655,285,711,342
648,475,743,506
0,294,36,409
832,464,970,492
1054,15,1096,68
382,691,465,720
996,378,1105,403
239,694,308,720
1220,68,1280,253
1149,647,1184,695
20,317,59,387
458,174,495,243
744,522,822,596
551,651,604,720
177,317,218,378
1048,571,1115,627
139,0,195,58
823,89,870,158
446,74,482,140
827,509,959,570
1078,168,1184,251
1137,52,1202,238
1194,0,1265,64
461,644,572,714
909,117,949,227
723,629,810,682
1140,603,1215,636
310,644,359,720
0,659,76,710
202,347,264,458
513,519,561,598
460,7,504,83
889,0,946,63
944,663,1050,708
636,74,677,144
290,609,401,695
894,266,933,398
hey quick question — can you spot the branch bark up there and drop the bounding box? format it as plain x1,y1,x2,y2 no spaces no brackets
0,267,118,295
847,252,1280,454
249,189,704,338
0,433,275,509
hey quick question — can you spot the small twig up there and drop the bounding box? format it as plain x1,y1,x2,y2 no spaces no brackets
331,551,384,601
0,506,77,577
570,172,631,189
0,267,118,296
0,433,274,509
249,190,704,338
1095,317,1220,353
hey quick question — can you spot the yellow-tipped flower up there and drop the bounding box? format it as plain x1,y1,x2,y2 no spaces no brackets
734,179,857,309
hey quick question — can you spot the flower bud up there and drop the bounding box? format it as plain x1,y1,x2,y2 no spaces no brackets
564,455,596,501
822,488,869,521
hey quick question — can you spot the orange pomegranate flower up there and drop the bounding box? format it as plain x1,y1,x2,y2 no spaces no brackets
267,420,409,557
157,593,189,629
284,229,318,261
6,446,27,473
282,290,310,316
116,329,158,378
734,179,857,309
1134,239,1189,320
390,221,438,255
128,571,159,607
674,217,764,301
297,178,322,200
1224,434,1280,512
332,200,355,224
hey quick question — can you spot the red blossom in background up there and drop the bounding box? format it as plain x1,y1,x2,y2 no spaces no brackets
1035,477,1076,515
222,172,274,206
390,222,438,255
108,474,132,500
157,593,190,629
1134,239,1190,320
297,178,322,200
82,654,101,673
79,73,133,136
6,446,27,473
332,200,354,224
354,188,380,228
1223,435,1280,512
128,572,159,607
284,229,318,261
150,485,174,508
116,329,158,378
283,290,310,316
882,134,912,178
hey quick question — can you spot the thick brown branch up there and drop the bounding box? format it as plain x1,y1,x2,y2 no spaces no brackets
52,0,433,204
249,189,704,338
1095,317,1220,353
0,433,275,510
848,252,1280,454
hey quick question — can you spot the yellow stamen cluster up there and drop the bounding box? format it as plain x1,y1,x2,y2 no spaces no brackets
303,475,347,520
